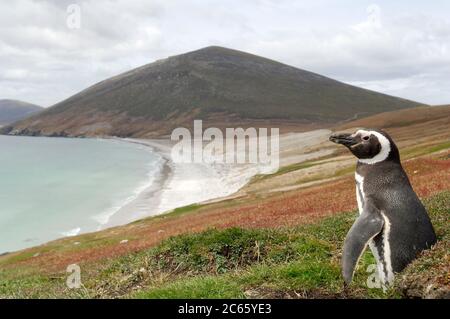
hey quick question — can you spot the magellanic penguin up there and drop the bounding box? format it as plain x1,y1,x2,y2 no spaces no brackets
329,129,436,288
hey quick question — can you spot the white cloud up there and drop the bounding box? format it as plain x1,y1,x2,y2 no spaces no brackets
0,0,449,106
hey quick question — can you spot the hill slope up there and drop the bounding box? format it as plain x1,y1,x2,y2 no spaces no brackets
337,104,450,131
0,100,43,125
3,46,423,137
336,105,450,148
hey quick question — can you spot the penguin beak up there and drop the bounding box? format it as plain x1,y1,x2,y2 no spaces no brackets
329,133,358,146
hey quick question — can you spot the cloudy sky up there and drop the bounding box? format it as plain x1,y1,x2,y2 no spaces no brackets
1,0,449,107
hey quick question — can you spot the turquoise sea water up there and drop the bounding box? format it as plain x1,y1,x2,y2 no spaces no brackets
0,136,162,253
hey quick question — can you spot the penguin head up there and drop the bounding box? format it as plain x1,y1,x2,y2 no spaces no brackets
329,129,400,164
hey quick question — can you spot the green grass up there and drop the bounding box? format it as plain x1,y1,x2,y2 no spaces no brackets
171,203,200,214
249,160,320,183
1,191,448,299
135,276,244,299
291,164,355,186
132,192,450,299
401,140,450,159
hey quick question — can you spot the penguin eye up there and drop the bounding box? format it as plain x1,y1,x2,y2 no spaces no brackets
362,136,370,141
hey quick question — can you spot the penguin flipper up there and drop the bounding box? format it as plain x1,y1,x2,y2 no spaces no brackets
342,199,384,285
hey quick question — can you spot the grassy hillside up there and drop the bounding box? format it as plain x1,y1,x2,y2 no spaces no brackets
0,99,43,125
338,105,450,130
337,105,450,145
238,105,450,197
0,139,448,298
3,46,422,137
0,191,447,299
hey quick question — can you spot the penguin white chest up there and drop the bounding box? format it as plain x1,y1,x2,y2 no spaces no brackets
355,172,364,215
354,172,394,286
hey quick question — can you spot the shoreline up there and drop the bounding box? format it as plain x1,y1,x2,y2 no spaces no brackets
98,138,173,228
101,137,271,228
101,129,332,229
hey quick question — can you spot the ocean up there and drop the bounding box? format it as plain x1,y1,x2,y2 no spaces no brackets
0,135,163,253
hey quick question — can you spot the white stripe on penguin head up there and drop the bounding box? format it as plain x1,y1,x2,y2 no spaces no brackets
354,130,391,165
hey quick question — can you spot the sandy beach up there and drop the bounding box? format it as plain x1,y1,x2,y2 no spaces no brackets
102,129,332,228
102,137,269,228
